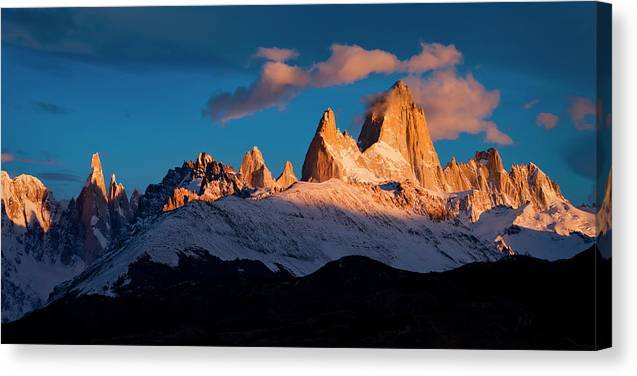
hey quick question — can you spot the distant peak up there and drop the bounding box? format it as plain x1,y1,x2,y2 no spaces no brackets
85,152,107,198
90,153,102,171
195,152,215,167
110,174,117,184
392,80,408,89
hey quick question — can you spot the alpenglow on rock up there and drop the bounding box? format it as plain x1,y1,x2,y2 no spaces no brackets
275,160,298,190
137,152,244,216
1,171,54,231
301,80,568,221
240,146,275,189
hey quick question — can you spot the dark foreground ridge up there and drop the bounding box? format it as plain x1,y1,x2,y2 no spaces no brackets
2,246,611,349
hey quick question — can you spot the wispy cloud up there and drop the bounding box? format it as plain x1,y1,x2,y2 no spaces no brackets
536,112,559,129
568,96,595,131
254,47,299,62
37,171,80,182
523,99,539,110
1,151,58,165
206,42,462,124
1,153,15,163
205,61,311,123
32,100,70,114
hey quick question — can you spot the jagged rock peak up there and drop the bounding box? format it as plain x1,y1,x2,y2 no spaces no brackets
474,148,505,173
77,152,112,263
357,80,445,190
195,152,214,167
1,171,54,231
108,174,127,202
138,152,243,216
302,108,361,183
316,108,337,140
240,146,275,189
276,160,298,190
85,152,107,199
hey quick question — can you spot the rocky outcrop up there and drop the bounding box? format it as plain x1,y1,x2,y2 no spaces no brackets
240,147,275,189
1,171,54,231
275,161,298,190
137,152,243,216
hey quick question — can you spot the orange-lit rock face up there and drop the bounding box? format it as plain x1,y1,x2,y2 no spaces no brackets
275,160,298,190
1,171,54,231
301,81,568,221
443,148,566,221
240,146,275,189
359,80,446,191
138,152,245,214
162,188,201,212
302,82,447,189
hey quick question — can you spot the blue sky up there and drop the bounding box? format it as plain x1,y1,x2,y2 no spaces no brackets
1,3,611,205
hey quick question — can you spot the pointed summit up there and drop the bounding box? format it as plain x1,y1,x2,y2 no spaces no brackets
474,148,505,173
76,152,112,263
358,80,446,190
107,173,133,236
275,160,298,190
196,152,214,167
302,109,361,182
86,152,107,198
240,146,275,189
316,108,338,141
108,174,126,202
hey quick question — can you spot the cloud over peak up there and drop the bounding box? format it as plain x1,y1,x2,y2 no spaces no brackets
206,42,508,144
206,42,463,123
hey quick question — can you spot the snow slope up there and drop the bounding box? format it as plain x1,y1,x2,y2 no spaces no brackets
472,203,595,261
53,179,500,298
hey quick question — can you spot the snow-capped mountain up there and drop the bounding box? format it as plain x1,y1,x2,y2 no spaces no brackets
2,80,600,321
1,154,139,322
1,172,85,322
52,178,500,298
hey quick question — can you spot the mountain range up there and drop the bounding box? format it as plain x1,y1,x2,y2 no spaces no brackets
2,81,606,323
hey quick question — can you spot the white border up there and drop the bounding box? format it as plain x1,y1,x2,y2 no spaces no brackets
1,0,635,375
